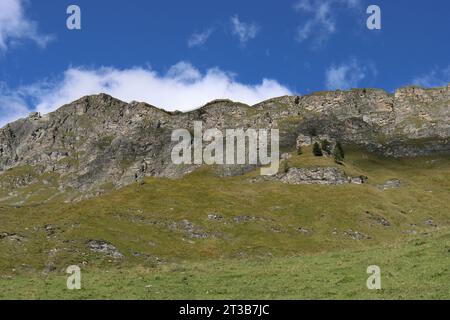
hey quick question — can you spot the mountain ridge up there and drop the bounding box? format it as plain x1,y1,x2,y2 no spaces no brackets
4,83,450,126
0,84,449,196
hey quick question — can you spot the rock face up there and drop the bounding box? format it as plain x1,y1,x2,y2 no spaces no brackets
296,133,334,149
251,167,367,185
280,167,365,185
0,85,449,193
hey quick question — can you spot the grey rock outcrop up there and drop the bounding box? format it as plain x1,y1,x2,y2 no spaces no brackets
250,167,367,185
248,165,367,185
280,167,365,185
378,179,402,190
87,240,123,259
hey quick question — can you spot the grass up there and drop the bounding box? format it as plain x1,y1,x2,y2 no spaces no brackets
0,148,449,299
0,231,448,300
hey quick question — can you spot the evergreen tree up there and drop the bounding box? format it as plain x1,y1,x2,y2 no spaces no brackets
313,142,323,156
321,139,332,155
333,142,345,164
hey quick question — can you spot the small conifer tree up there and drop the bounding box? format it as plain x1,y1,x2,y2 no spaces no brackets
313,142,323,156
333,141,345,164
321,139,332,155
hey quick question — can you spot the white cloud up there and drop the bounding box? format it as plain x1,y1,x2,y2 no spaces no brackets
187,28,214,48
325,58,376,90
0,84,30,127
0,62,292,126
230,15,259,45
412,66,450,88
294,0,361,46
0,0,52,51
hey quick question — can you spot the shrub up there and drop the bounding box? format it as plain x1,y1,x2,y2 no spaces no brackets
281,161,290,173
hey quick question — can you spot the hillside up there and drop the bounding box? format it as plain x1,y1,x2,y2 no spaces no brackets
0,86,449,299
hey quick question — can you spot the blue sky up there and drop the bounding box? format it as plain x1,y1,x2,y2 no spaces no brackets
0,0,449,126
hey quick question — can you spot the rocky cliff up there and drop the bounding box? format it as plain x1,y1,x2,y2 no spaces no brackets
0,85,449,192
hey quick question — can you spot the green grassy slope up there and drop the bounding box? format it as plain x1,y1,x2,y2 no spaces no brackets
0,148,449,299
1,231,449,299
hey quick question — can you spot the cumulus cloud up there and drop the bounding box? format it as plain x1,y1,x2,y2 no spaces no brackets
0,0,52,51
294,0,361,46
412,66,450,88
0,62,292,126
187,28,214,48
325,58,376,90
230,15,259,45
